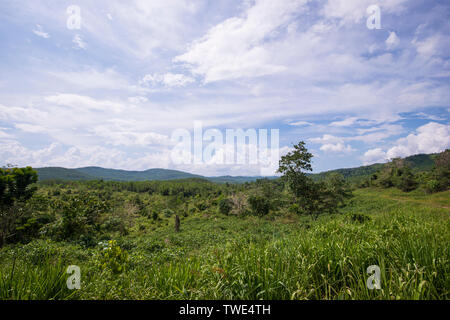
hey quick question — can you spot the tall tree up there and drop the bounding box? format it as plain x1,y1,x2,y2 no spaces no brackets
278,142,352,218
0,166,38,247
277,142,321,218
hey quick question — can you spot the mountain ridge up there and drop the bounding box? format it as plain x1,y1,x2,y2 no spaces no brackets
35,152,439,183
36,166,277,183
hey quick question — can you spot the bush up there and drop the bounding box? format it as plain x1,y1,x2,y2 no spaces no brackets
50,193,109,241
425,179,441,194
218,198,232,215
96,240,129,274
248,195,270,216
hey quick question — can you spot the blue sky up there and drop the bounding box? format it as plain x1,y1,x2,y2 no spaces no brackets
0,0,449,176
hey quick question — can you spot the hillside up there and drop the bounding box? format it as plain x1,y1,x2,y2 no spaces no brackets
76,167,204,181
35,167,97,181
35,152,438,184
311,153,437,182
36,166,273,183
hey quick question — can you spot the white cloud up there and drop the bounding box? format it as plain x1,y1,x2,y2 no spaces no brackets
320,143,355,153
386,122,450,158
15,123,48,133
140,73,195,87
362,122,450,165
414,112,445,121
2,0,450,174
322,0,407,25
311,135,355,154
361,148,387,165
174,0,307,83
47,68,146,93
83,0,202,59
0,128,12,139
330,117,359,127
91,125,172,147
32,24,50,38
289,121,312,126
310,134,343,144
45,94,125,113
128,96,148,104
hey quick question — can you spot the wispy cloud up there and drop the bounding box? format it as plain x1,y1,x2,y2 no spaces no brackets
1,0,449,174
32,24,50,38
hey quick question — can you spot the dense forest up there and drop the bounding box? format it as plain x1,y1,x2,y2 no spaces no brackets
0,145,449,299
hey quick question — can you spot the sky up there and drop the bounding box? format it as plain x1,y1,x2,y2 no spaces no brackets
0,0,449,176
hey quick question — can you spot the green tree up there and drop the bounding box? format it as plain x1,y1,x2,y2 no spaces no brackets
0,166,38,247
51,193,109,241
248,195,270,216
433,149,450,191
278,142,351,218
394,166,418,192
277,142,323,218
218,197,232,215
375,158,418,192
322,172,353,210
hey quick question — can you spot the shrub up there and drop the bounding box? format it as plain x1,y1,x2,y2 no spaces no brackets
248,195,270,216
425,179,440,194
96,240,128,274
50,193,109,241
218,198,232,215
0,166,38,247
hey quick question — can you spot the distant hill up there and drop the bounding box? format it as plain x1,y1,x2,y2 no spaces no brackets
35,152,439,184
36,166,275,183
311,153,437,182
36,167,97,181
76,167,204,181
207,175,278,183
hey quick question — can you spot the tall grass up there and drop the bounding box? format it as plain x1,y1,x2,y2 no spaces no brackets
0,255,74,299
0,188,448,300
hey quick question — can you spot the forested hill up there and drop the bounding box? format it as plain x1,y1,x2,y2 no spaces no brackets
36,166,276,183
36,152,438,183
311,153,438,182
76,167,205,181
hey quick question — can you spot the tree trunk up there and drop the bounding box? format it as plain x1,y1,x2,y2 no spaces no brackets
174,215,180,232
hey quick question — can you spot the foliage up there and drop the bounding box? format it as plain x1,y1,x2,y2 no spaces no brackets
217,197,233,215
96,240,129,274
1,188,448,300
0,167,38,247
47,193,109,241
0,158,449,300
372,158,418,192
278,141,352,218
248,195,270,216
428,149,450,192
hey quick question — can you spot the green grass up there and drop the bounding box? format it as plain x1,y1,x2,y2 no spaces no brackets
0,188,448,300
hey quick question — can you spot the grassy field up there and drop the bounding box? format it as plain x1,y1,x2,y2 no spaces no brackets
0,187,448,300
